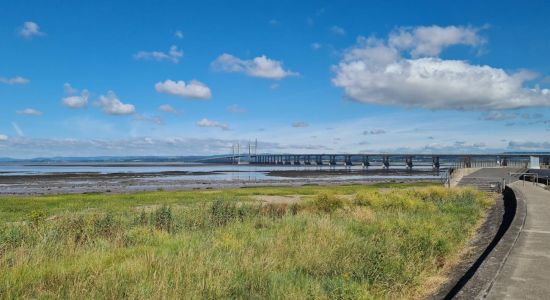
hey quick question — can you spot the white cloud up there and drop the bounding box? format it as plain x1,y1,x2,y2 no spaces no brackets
508,140,550,150
158,104,179,113
0,76,30,85
62,83,89,108
0,134,7,141
97,91,135,115
133,45,183,63
269,19,280,26
363,129,386,135
196,118,229,130
16,108,43,116
332,29,550,111
18,21,44,39
133,114,163,125
11,122,23,137
211,53,298,80
331,25,346,35
63,82,78,94
388,25,484,57
481,111,517,121
155,79,211,99
227,104,246,113
311,42,321,50
174,30,184,39
292,121,309,128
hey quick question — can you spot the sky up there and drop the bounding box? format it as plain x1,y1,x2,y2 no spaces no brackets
1,0,550,158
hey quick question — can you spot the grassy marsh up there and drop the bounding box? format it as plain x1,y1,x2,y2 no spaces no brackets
0,183,493,299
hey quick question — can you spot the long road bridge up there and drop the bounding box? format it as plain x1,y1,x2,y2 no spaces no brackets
204,153,550,170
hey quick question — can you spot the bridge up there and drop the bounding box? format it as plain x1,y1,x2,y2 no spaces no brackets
200,153,550,170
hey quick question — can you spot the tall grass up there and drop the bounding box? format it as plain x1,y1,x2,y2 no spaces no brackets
0,184,493,299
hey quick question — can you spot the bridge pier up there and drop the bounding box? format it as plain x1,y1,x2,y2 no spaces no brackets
432,156,440,170
383,155,390,169
362,155,370,168
293,155,301,165
405,156,413,170
329,155,337,167
304,155,311,165
315,155,323,165
344,155,353,166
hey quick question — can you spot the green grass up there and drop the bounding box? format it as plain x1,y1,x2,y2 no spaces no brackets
0,183,493,299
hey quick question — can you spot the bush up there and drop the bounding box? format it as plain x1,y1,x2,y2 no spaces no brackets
154,205,173,232
314,193,343,213
134,210,148,226
210,199,237,226
93,213,117,238
28,209,46,227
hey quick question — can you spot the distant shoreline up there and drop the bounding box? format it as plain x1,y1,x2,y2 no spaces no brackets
0,168,442,196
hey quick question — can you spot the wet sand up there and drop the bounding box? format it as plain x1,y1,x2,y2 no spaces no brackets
0,169,443,196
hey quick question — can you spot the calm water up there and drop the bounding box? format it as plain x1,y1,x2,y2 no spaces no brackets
0,162,446,182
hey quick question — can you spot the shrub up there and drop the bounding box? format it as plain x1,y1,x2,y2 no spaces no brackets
134,210,148,226
28,209,46,227
210,199,237,226
93,213,117,238
261,203,287,219
314,193,343,213
154,205,173,232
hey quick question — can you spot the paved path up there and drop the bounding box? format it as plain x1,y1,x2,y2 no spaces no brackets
487,181,550,299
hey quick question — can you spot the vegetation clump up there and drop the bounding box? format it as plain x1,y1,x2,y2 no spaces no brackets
0,183,493,299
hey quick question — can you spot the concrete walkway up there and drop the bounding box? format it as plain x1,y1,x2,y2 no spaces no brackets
487,181,550,299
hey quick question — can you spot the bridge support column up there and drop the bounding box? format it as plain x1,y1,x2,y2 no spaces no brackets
329,155,337,167
315,155,323,165
383,156,390,169
362,155,370,168
305,155,311,165
432,156,440,170
345,155,353,166
293,155,301,165
405,156,413,170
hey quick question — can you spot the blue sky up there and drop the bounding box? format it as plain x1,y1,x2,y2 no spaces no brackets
1,0,550,158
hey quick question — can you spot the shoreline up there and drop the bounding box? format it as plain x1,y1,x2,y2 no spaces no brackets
0,169,443,195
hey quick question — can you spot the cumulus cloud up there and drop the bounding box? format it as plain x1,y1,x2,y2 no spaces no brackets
174,31,184,39
388,25,484,57
0,134,7,141
211,53,298,80
332,27,550,111
0,76,30,85
362,129,386,135
155,79,211,99
16,108,43,116
311,43,322,50
227,104,246,113
331,25,346,35
292,121,309,128
18,21,44,39
97,91,135,115
62,83,89,108
196,118,229,130
134,45,183,63
158,104,179,113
